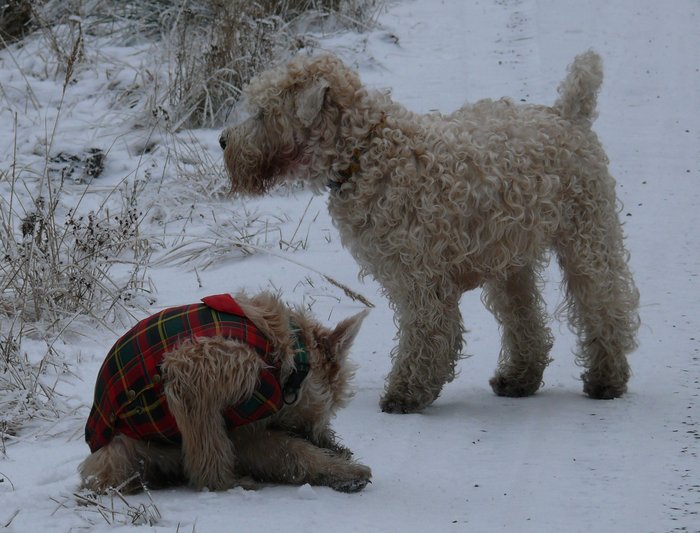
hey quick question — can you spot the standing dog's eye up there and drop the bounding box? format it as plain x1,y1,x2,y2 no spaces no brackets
219,135,227,150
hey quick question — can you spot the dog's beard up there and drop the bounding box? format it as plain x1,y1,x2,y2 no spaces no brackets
225,143,306,196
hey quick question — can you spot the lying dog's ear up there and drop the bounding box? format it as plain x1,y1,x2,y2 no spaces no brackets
295,79,330,127
327,309,369,360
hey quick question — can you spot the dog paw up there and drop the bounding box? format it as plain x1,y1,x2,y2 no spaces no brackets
331,478,371,493
489,373,541,397
582,368,628,399
328,464,372,493
583,380,627,399
234,476,261,491
380,395,428,414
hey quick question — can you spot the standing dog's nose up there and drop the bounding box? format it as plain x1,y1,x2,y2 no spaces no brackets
219,134,227,150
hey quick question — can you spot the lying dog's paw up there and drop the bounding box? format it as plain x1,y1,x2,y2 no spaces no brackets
328,463,371,493
234,476,262,491
331,477,371,493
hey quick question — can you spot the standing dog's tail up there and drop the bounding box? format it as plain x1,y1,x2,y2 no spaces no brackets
554,50,603,123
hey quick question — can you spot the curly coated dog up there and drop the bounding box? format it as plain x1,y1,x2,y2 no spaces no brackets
219,51,640,414
79,292,370,493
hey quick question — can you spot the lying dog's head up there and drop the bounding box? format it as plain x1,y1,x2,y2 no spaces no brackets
298,307,369,410
236,291,368,418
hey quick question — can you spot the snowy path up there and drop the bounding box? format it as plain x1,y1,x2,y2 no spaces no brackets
1,0,698,531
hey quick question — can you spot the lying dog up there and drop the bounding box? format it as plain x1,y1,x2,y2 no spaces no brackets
79,292,370,493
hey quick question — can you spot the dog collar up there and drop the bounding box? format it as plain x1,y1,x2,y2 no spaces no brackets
283,322,310,404
328,150,362,191
328,113,386,192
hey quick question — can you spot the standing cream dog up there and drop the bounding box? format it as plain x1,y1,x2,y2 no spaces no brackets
220,51,639,413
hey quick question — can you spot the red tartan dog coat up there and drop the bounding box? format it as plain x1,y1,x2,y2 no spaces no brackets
85,294,295,453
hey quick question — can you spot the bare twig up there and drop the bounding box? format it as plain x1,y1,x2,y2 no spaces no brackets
2,508,20,528
0,471,15,490
69,479,161,527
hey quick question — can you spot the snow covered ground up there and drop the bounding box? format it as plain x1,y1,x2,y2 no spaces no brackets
1,0,698,531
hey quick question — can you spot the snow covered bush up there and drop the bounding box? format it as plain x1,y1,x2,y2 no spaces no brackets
0,175,155,328
0,327,65,451
161,0,382,129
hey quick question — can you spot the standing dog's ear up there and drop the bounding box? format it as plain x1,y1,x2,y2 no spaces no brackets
295,79,330,127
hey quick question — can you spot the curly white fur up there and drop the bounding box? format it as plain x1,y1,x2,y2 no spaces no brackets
221,51,640,413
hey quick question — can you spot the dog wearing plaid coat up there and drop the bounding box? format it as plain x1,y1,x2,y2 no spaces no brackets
79,292,370,493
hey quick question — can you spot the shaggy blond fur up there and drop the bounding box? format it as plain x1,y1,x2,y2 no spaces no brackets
79,292,371,493
220,51,640,413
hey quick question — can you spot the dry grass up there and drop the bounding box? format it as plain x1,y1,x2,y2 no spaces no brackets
0,0,33,46
20,0,383,129
0,44,155,438
152,0,384,128
54,479,161,527
0,159,155,443
0,323,68,451
0,171,155,329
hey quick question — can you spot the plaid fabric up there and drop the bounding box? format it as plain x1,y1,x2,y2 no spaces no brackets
85,294,282,453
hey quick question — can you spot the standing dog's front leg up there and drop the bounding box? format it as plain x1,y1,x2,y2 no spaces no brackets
162,338,264,490
232,427,371,492
380,285,465,414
